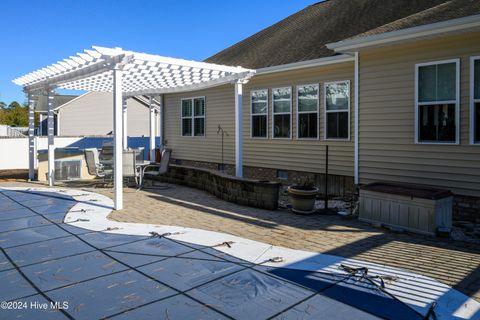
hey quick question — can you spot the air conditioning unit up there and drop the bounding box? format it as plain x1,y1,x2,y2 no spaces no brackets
54,160,81,181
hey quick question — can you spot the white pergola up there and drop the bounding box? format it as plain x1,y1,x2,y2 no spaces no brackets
13,46,254,210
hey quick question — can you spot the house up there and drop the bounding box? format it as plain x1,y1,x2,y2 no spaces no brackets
154,0,480,216
34,92,159,136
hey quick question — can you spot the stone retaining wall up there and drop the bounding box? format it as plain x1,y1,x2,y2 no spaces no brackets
147,164,281,210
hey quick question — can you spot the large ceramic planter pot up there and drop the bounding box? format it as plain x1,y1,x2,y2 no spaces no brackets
287,185,319,214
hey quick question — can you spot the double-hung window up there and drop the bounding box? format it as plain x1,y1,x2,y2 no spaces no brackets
416,59,459,144
251,89,268,138
181,97,205,137
471,57,480,144
325,81,350,139
272,87,292,138
297,84,319,139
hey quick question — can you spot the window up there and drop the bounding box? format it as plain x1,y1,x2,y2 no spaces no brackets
416,60,459,144
251,89,268,138
325,81,350,139
272,87,291,138
181,97,205,137
276,169,288,180
471,57,480,144
297,84,319,139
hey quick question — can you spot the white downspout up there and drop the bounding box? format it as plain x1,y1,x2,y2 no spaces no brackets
354,52,359,185
122,98,128,150
234,81,243,177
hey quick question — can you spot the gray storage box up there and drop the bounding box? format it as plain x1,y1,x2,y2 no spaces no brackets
359,182,453,236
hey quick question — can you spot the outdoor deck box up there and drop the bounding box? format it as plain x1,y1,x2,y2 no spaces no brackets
359,182,453,236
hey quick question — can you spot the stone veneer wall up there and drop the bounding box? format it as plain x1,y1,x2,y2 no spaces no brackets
171,158,355,197
454,195,480,223
147,164,281,210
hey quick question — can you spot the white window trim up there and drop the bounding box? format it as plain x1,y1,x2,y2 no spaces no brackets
296,83,320,140
250,89,269,139
272,86,292,139
470,56,480,145
324,80,351,141
180,96,206,138
414,58,460,145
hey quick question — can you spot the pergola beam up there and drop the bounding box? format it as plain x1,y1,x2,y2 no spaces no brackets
13,46,254,211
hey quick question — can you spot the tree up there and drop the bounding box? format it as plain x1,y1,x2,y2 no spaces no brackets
0,101,29,127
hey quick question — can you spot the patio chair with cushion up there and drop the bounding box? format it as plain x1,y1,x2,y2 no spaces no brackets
84,148,112,181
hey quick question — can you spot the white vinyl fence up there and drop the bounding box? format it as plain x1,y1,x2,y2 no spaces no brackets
0,136,158,170
0,137,82,170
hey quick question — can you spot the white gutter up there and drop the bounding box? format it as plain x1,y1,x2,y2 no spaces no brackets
256,54,354,75
354,52,359,185
327,14,480,52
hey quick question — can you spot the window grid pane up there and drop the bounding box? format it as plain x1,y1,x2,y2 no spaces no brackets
273,114,290,138
273,88,291,113
418,62,456,103
194,98,205,116
475,102,480,143
298,113,318,139
418,104,456,142
475,60,480,100
326,82,349,111
182,118,192,136
252,115,267,138
182,100,192,117
194,118,205,136
326,112,348,139
298,84,318,113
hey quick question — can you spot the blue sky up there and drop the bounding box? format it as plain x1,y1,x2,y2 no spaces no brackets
0,0,317,104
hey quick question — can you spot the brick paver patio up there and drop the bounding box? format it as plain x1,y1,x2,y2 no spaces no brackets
2,180,479,302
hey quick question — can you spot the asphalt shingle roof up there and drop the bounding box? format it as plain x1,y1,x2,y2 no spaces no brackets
205,0,476,69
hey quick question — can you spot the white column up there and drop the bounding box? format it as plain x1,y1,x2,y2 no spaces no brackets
27,92,35,181
113,68,123,210
354,52,359,185
122,98,128,150
234,81,243,177
47,88,55,186
158,95,164,151
149,96,156,161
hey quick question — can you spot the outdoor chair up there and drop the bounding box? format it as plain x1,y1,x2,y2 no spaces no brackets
140,148,172,189
84,148,113,182
122,150,140,188
99,142,114,165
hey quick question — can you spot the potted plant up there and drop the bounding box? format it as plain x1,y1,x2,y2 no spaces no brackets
287,182,319,214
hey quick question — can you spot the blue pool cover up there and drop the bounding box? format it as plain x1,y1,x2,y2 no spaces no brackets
0,188,426,320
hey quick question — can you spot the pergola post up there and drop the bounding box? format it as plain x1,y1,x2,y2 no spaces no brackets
122,98,128,150
149,96,155,161
158,95,164,151
27,92,35,181
234,81,243,177
113,68,123,210
46,87,55,186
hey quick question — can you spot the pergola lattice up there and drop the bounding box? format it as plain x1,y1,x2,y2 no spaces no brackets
13,46,254,210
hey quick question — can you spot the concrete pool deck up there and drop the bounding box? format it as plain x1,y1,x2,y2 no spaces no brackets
0,183,479,319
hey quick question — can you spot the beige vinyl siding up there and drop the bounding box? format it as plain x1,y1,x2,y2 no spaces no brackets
163,62,355,176
58,92,154,136
164,85,236,164
244,62,354,176
359,31,480,196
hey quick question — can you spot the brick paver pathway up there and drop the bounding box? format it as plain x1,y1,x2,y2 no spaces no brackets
3,181,480,301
